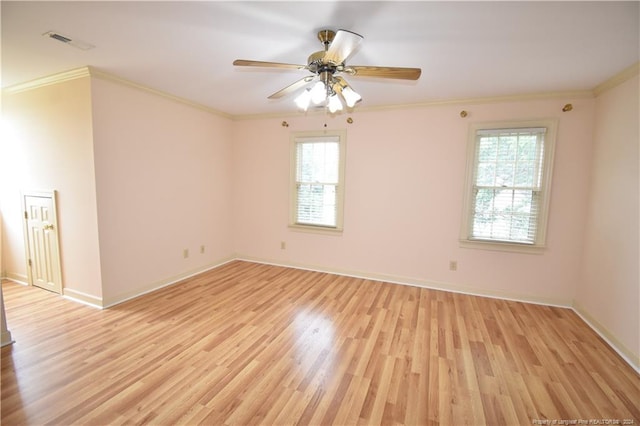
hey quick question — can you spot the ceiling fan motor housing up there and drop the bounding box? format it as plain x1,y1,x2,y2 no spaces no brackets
307,51,341,74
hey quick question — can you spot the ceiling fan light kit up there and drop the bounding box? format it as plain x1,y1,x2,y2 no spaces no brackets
233,29,421,114
327,92,343,113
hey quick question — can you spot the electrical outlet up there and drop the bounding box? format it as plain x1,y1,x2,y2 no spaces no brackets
183,249,189,259
200,245,205,254
449,260,457,271
280,241,286,250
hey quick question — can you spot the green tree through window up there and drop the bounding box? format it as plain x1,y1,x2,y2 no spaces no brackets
461,121,556,250
291,131,346,231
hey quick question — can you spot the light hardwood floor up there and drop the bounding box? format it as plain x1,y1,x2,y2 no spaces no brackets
1,260,638,425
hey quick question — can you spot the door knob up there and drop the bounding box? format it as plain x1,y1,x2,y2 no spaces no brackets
43,224,54,231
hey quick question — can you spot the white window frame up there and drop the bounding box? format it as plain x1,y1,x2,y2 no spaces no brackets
460,119,557,253
289,129,346,233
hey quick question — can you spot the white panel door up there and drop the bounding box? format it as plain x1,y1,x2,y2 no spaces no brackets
24,193,62,294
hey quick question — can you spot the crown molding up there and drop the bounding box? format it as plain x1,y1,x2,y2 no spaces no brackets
353,90,594,113
4,62,636,120
2,66,232,120
593,62,640,96
231,63,636,120
87,67,232,119
231,89,594,121
2,67,91,94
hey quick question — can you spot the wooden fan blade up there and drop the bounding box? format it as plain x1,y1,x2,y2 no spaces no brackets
233,59,306,70
348,66,422,80
324,29,363,65
268,76,315,99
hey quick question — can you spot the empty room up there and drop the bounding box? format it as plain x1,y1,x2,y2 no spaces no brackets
1,1,638,425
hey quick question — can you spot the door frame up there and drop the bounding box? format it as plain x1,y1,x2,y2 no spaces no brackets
21,190,63,294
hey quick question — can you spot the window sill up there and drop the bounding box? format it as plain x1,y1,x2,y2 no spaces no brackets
289,223,343,236
459,239,545,254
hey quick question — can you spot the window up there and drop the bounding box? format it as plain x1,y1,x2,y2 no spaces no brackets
290,130,346,232
460,120,557,252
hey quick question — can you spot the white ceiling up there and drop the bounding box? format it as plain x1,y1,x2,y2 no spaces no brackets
2,1,639,117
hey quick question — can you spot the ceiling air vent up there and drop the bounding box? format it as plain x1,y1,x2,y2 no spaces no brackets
43,31,95,51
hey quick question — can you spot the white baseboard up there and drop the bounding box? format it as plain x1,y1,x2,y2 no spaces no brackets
235,255,572,308
1,330,14,347
2,257,236,310
63,288,103,309
572,303,640,374
3,273,28,286
102,256,236,308
4,255,572,308
1,275,103,309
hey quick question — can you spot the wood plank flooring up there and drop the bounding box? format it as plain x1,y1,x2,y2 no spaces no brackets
1,260,638,425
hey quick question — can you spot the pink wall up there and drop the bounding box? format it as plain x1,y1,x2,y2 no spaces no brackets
577,75,639,366
0,76,103,298
233,98,595,305
91,78,235,305
1,68,635,367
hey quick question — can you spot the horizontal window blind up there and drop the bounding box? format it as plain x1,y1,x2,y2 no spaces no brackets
295,137,340,227
476,127,546,136
470,127,546,244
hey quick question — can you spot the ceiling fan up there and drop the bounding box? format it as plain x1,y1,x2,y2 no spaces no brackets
233,29,421,113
